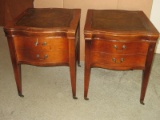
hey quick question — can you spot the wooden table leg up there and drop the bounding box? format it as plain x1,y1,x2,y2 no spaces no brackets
84,40,91,100
140,43,156,105
77,22,81,67
69,38,77,99
7,38,24,97
84,65,91,100
13,64,24,97
76,22,81,67
69,64,77,99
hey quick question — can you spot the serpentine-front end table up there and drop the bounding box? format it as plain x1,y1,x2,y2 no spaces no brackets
4,8,81,99
84,9,159,104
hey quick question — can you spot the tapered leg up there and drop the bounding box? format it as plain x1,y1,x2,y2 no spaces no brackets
140,70,149,105
140,43,156,105
77,34,81,66
84,40,91,100
13,64,24,97
84,65,91,100
7,37,24,97
69,36,78,99
69,60,77,99
76,22,81,67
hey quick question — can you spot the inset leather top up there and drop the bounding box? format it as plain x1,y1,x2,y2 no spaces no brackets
16,8,73,28
4,8,81,37
84,10,159,40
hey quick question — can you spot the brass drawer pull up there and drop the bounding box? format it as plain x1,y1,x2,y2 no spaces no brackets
114,45,126,50
112,58,124,64
114,45,118,49
34,38,39,46
122,45,126,49
36,54,48,60
42,42,47,46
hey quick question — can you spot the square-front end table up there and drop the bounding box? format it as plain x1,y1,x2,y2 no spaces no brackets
84,10,159,104
4,8,81,99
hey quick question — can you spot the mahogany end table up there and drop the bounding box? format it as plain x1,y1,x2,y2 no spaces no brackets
4,8,81,99
84,10,159,104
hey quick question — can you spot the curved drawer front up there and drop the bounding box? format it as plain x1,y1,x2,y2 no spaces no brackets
14,37,68,51
91,40,149,55
16,50,69,64
91,52,146,68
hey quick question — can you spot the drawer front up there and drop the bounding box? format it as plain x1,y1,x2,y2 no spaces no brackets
14,37,68,51
91,52,146,68
91,40,149,54
16,50,69,64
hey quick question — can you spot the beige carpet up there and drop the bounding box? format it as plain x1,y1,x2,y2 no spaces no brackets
0,27,160,120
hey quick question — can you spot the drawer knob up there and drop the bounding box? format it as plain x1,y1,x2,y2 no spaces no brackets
36,54,48,60
112,58,124,64
114,45,126,50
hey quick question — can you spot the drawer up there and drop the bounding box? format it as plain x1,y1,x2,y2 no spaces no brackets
90,52,146,68
14,37,68,51
91,40,149,54
16,50,69,64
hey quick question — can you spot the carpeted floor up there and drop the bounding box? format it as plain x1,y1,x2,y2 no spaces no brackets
0,27,160,120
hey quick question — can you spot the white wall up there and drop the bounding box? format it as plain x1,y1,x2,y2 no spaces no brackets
150,0,160,53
